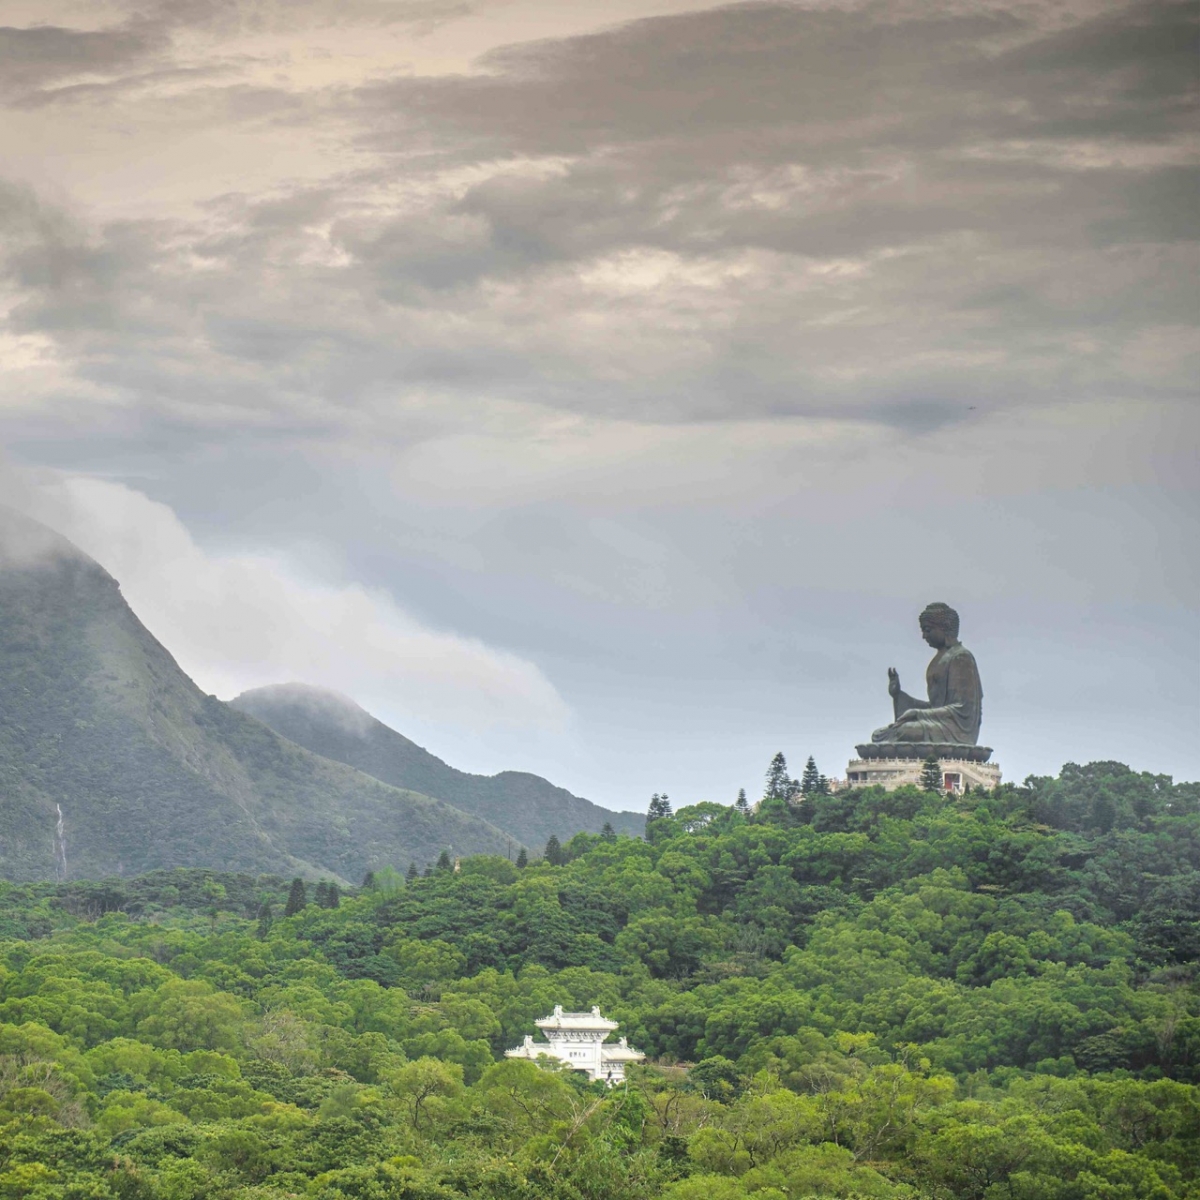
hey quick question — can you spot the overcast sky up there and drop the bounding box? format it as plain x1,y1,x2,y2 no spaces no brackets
1,0,1196,808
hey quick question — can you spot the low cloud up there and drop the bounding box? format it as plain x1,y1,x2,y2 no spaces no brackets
3,466,570,734
237,682,377,738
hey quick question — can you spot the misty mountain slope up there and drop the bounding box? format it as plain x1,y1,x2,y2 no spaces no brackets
230,684,646,846
0,508,518,883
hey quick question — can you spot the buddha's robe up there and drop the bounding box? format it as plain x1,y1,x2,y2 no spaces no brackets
872,640,982,746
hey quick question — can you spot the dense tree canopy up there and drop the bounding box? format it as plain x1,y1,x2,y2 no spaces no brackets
0,761,1196,1198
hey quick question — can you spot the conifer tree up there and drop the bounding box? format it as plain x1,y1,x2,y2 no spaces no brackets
647,793,673,821
817,774,831,796
920,755,944,793
601,821,616,841
326,883,341,909
361,871,376,890
283,878,306,917
256,900,273,939
764,754,797,800
314,881,330,908
515,846,528,868
406,862,418,883
423,864,433,877
735,788,750,815
543,835,564,866
646,793,673,843
763,753,792,801
436,849,453,872
800,756,822,795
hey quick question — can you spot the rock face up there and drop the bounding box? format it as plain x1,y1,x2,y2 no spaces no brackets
231,684,646,848
0,508,518,882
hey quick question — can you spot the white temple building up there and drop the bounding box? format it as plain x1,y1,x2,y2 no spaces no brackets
505,1006,645,1085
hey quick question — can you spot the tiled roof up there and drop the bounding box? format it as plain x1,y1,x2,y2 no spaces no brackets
535,1004,619,1031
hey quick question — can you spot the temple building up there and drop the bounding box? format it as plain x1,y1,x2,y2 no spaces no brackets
505,1006,645,1085
843,754,1001,792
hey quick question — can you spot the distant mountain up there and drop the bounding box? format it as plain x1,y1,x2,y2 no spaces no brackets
0,509,519,883
231,684,646,846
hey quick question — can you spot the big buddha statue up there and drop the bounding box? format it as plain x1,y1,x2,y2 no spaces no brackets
857,602,992,762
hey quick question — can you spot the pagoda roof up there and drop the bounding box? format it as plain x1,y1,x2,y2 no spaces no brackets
535,1005,619,1032
600,1039,645,1063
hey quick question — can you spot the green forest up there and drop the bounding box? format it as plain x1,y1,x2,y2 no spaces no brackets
0,760,1197,1199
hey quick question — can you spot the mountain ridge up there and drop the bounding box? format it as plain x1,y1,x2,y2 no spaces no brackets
230,682,646,846
0,507,519,883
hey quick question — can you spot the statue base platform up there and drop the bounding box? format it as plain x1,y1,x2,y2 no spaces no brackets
855,743,992,762
843,755,1001,794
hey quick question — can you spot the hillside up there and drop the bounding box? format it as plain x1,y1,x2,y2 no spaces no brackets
231,682,646,846
0,761,1195,1197
0,508,519,883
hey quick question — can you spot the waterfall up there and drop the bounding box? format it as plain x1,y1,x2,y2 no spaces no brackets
54,803,68,879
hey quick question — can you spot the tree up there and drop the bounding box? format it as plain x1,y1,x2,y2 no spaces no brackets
1090,792,1118,833
255,901,273,940
370,866,405,895
283,878,306,917
920,755,944,793
436,850,453,872
361,870,376,890
406,862,419,883
202,878,226,932
735,788,750,815
135,979,245,1052
544,835,565,866
647,793,674,844
601,821,616,841
764,754,797,801
800,757,822,795
689,1055,744,1102
326,883,341,909
515,847,528,869
389,1057,464,1129
314,881,330,908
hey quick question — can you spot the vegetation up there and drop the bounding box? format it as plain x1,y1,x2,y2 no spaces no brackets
231,684,646,845
0,760,1195,1198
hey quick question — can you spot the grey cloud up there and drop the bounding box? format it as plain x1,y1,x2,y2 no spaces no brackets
135,0,474,36
982,1,1197,129
354,0,1198,268
362,1,1195,154
0,23,161,100
0,0,1195,439
0,0,473,107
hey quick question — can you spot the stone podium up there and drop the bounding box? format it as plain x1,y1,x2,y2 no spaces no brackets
844,603,1001,793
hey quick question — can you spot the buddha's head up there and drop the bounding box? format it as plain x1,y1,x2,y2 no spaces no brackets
919,602,959,649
